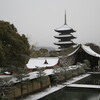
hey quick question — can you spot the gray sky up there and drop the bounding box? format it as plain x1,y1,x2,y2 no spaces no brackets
0,0,100,48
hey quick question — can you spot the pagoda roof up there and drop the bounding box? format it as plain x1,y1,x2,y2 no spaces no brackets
54,34,76,39
55,24,75,32
54,41,73,45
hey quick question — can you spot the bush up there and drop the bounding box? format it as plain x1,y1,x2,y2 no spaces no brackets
65,70,72,79
83,59,90,68
71,69,78,77
77,67,85,75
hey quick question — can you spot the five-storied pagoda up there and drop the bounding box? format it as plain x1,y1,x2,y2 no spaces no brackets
54,11,76,49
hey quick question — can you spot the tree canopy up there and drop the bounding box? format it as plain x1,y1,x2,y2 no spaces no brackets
0,21,30,72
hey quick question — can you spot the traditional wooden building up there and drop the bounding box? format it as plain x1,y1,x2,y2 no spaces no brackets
26,57,60,72
67,44,100,70
54,11,76,49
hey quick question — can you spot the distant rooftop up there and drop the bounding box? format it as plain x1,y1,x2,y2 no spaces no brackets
54,34,72,38
55,24,72,31
54,41,73,45
26,57,59,69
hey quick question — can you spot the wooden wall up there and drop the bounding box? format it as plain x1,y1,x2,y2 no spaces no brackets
9,76,50,99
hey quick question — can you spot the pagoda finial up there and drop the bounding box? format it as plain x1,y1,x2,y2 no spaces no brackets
64,10,67,25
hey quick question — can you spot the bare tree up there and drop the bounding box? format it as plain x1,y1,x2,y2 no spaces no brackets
15,67,29,100
0,77,14,100
36,66,48,89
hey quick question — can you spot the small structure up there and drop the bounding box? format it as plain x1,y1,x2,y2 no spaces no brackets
27,57,60,72
67,44,100,70
54,11,76,49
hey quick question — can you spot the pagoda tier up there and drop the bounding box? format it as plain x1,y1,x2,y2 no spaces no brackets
54,41,73,44
54,34,76,40
55,24,76,33
54,41,76,47
54,11,76,49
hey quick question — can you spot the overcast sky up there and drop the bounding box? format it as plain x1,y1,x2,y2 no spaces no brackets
0,0,100,48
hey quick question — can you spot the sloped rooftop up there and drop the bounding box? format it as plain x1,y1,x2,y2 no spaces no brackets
26,57,59,69
68,44,100,58
55,24,72,31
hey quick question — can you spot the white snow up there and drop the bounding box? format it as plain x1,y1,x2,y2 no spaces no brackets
55,24,72,31
28,69,54,80
24,85,65,100
68,44,100,58
82,45,100,58
1,65,78,83
54,34,72,38
67,84,100,89
26,57,59,69
54,41,73,45
23,74,90,100
0,75,12,78
7,69,54,83
66,74,90,85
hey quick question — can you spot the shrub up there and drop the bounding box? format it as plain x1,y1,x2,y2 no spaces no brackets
83,59,90,68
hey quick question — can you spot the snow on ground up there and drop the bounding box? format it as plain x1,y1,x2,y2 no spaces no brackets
23,74,90,100
7,65,79,83
28,69,53,80
65,74,90,85
24,85,65,100
67,84,100,89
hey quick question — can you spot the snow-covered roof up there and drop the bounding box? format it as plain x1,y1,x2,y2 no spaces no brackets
54,34,72,38
54,41,73,45
26,57,59,69
55,24,72,31
82,45,100,58
68,44,100,58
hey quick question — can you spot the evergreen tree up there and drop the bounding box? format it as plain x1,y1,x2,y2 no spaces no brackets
39,48,48,57
52,66,62,85
0,20,30,72
49,50,58,57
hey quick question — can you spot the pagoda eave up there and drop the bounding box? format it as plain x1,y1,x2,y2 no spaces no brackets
54,42,74,45
55,29,76,33
54,35,76,39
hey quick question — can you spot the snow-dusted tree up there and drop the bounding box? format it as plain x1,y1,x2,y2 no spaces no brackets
0,77,14,100
75,62,84,74
84,59,90,68
36,66,48,89
81,59,91,72
15,67,29,100
52,65,63,85
60,46,75,67
61,56,74,81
